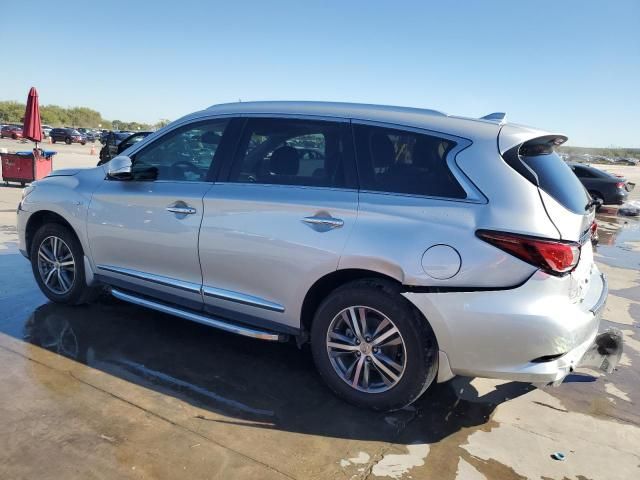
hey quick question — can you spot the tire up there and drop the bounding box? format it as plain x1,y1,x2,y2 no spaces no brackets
30,223,99,305
65,137,71,145
12,134,17,140
81,141,86,146
51,137,57,144
310,279,438,411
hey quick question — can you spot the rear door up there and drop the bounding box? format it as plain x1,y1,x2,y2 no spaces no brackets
199,116,358,332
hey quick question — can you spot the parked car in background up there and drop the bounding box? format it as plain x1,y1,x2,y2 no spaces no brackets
614,157,638,166
17,101,619,411
41,125,53,138
568,162,634,206
78,128,98,143
49,128,87,145
1,125,23,139
98,131,150,164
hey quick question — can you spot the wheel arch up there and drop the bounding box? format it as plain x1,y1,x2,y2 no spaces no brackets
25,210,80,258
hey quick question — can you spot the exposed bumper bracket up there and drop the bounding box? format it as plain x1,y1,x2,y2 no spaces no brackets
578,327,624,374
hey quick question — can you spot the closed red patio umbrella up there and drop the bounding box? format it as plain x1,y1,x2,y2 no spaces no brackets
23,87,43,146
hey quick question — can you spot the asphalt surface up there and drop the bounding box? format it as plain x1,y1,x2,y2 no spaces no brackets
1,138,639,479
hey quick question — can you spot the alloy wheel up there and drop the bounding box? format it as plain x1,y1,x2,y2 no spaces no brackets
37,236,76,295
326,306,407,393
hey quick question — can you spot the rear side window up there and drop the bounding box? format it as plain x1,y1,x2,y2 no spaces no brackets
353,124,466,198
229,118,354,188
521,152,590,213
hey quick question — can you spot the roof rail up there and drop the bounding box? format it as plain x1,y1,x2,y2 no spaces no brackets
480,112,507,124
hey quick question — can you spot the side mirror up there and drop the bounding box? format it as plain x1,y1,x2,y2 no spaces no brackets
106,155,133,180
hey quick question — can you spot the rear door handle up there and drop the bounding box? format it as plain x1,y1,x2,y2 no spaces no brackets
166,203,197,215
302,216,344,228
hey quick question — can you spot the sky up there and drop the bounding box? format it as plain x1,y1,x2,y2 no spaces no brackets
1,0,638,147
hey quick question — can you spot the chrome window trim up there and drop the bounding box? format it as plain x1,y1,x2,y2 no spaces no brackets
212,182,358,194
202,285,285,313
96,265,201,294
350,119,486,204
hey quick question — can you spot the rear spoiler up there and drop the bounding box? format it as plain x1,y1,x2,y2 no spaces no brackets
498,123,568,155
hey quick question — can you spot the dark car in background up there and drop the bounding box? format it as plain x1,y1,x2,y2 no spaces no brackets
98,131,152,165
77,128,98,142
568,162,634,206
1,125,23,139
50,128,87,145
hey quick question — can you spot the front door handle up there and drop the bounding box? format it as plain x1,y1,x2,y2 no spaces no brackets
166,202,197,215
302,216,344,228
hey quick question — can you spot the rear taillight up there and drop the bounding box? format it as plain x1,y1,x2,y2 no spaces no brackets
616,182,625,189
477,230,581,276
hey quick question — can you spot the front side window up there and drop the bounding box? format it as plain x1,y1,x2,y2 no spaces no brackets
229,118,352,188
353,124,466,198
132,119,228,182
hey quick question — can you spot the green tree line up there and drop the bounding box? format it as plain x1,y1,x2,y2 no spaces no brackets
0,101,170,131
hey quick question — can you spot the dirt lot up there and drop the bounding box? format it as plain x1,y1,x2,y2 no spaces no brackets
1,137,639,479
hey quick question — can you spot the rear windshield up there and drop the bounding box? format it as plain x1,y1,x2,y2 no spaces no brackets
521,152,590,213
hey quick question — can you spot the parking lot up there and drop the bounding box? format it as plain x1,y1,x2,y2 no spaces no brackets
0,137,639,479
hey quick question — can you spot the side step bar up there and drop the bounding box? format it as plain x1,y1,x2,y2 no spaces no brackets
111,288,288,342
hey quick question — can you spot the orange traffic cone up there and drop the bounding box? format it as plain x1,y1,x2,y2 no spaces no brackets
90,144,96,155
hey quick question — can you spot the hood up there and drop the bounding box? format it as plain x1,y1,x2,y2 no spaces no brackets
46,168,83,177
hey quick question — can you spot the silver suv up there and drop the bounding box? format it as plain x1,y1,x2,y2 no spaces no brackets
17,102,620,411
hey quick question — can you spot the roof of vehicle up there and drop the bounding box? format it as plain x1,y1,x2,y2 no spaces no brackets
195,101,511,142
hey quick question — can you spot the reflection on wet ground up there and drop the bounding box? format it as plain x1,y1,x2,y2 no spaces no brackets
2,298,533,444
594,210,640,269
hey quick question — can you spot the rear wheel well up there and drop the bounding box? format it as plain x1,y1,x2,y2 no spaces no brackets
300,269,402,335
25,211,78,257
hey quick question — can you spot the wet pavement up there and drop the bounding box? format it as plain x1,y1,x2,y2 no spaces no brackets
1,158,639,479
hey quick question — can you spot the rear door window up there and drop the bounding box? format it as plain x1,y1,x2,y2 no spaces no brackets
353,124,466,198
229,118,355,188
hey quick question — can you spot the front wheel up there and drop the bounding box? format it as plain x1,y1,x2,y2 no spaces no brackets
311,279,438,411
30,223,98,305
51,137,56,144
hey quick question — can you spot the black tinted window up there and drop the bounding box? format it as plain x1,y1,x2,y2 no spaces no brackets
229,118,352,188
573,166,596,178
133,119,228,182
353,124,465,198
522,153,590,213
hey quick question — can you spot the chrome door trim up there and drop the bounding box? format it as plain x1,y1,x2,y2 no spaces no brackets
96,264,201,294
202,285,285,313
111,288,286,342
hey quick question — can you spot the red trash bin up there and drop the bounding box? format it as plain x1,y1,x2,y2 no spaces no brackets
1,149,55,186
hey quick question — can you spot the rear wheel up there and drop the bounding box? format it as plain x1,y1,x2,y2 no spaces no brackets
311,279,438,411
65,137,71,144
30,223,98,305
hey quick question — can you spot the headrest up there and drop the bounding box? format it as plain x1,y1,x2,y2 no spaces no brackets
201,131,221,145
370,133,395,169
270,146,299,175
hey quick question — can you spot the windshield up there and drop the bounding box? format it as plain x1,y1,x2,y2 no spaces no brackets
521,152,591,213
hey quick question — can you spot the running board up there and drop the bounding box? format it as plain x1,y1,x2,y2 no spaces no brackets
110,288,288,342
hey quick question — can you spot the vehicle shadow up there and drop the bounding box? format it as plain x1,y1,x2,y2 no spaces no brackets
12,299,534,444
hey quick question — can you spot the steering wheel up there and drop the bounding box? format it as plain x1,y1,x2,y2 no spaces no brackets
171,160,202,180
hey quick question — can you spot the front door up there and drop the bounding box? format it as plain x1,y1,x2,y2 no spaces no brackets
87,118,230,310
199,117,358,331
